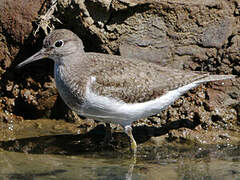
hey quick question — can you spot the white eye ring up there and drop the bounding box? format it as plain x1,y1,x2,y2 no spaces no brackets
54,40,64,48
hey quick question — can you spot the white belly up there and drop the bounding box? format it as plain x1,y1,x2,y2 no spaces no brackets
80,77,200,127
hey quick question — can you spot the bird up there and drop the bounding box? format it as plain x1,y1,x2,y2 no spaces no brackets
17,29,235,154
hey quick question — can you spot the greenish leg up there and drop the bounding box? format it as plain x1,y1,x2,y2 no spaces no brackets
124,125,137,155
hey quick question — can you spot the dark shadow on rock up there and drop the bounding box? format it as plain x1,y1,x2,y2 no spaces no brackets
50,95,68,119
0,29,52,119
0,118,200,155
105,3,152,26
12,31,53,83
58,3,106,53
133,118,200,143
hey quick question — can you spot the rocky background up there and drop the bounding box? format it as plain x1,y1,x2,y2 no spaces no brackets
0,0,239,154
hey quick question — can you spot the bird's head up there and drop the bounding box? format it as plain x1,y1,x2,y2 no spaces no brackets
16,29,84,68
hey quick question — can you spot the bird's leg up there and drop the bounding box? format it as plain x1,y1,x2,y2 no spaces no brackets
104,123,112,144
124,125,137,155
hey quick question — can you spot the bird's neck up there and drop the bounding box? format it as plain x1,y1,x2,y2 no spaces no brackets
54,55,83,82
59,50,86,65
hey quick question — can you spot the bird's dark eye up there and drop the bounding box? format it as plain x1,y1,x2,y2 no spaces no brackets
54,40,64,47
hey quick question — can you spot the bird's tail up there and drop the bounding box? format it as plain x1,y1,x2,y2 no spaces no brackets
195,74,235,84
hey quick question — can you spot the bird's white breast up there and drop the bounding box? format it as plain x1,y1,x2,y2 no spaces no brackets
54,64,84,114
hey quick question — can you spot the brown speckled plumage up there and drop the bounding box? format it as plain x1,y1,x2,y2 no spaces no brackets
83,53,209,103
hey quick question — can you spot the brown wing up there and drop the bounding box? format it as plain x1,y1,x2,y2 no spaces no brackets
86,53,208,103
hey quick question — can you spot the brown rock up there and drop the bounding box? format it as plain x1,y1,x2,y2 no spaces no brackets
0,0,45,44
199,18,233,48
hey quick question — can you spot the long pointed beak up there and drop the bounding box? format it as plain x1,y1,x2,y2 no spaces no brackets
16,48,49,69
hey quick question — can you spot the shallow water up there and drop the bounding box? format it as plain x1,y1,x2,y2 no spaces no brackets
0,144,240,180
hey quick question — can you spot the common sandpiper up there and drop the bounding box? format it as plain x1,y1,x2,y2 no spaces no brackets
17,29,235,154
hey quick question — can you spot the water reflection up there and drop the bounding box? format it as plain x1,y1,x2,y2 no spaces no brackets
126,161,135,180
0,145,239,180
